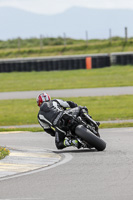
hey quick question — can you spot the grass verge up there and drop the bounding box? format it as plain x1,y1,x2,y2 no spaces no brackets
0,38,133,58
0,65,133,92
0,122,133,133
0,127,43,132
0,147,10,160
100,122,133,129
0,95,133,126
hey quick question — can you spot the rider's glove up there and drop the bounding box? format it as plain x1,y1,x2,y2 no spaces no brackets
79,106,88,114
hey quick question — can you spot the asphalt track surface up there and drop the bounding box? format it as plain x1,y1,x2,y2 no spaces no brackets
0,86,133,100
0,128,133,200
0,87,133,199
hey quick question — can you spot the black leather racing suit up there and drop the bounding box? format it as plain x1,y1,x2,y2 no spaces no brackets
37,99,78,149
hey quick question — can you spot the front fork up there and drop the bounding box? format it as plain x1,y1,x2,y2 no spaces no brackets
82,113,100,137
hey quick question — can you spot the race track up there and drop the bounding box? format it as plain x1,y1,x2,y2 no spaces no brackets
0,86,133,199
0,86,133,100
0,127,133,200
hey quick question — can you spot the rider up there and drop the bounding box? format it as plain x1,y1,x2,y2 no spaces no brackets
37,92,88,149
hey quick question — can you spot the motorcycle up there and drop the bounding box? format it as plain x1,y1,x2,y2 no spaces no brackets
58,107,106,151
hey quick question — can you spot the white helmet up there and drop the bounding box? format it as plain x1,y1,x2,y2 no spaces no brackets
36,92,51,107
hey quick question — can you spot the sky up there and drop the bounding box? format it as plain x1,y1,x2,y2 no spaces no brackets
0,0,133,15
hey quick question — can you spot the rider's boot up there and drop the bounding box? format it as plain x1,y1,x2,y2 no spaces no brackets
64,139,81,149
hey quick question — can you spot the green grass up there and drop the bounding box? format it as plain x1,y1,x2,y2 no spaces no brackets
0,127,43,132
0,95,133,126
0,122,133,132
0,147,10,160
100,122,133,129
0,65,133,92
0,37,133,58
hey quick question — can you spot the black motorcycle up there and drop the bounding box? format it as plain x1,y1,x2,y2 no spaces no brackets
59,107,106,151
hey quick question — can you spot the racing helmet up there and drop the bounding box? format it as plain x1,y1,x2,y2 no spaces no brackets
37,92,51,107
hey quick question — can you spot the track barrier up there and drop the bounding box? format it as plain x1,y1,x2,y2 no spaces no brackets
0,52,132,72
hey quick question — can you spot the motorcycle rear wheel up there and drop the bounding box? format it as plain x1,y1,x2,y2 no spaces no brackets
75,125,106,151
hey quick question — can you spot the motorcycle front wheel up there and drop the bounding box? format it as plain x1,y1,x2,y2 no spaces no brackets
75,125,106,151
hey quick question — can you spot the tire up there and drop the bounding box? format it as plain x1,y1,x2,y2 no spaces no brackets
75,125,106,151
